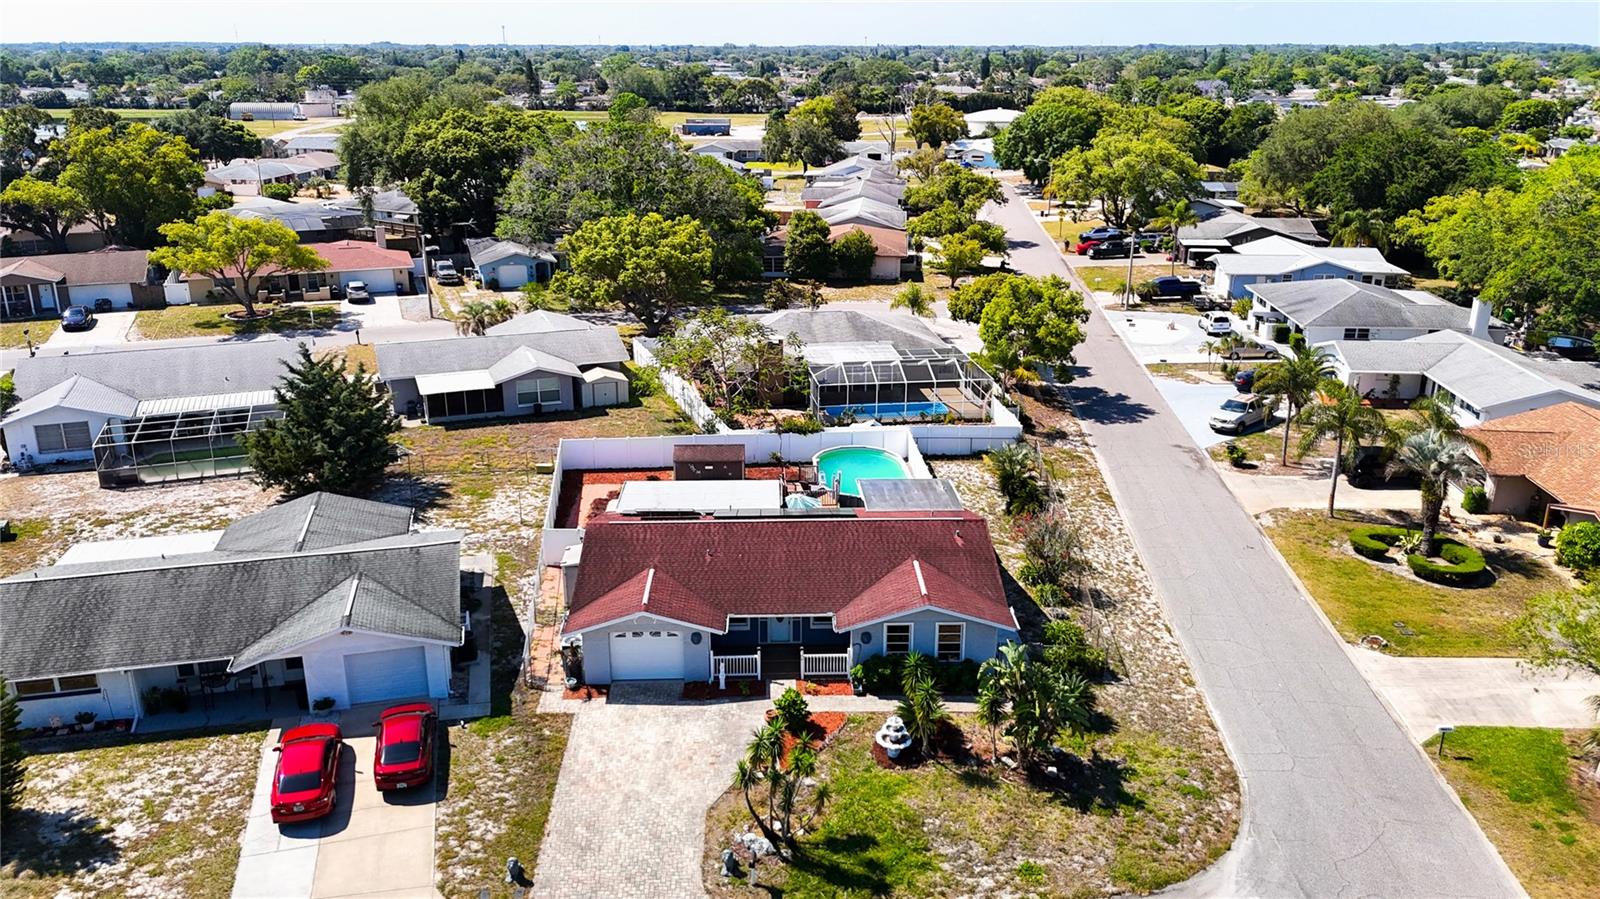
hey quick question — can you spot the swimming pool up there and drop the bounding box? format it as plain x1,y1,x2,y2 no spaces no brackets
813,446,911,497
821,401,950,421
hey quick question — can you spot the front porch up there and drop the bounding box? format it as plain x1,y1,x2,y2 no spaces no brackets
707,642,853,682
130,659,309,732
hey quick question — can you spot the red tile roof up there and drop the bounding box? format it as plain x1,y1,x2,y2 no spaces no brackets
563,512,1014,634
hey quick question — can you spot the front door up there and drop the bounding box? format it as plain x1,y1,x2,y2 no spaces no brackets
767,617,793,642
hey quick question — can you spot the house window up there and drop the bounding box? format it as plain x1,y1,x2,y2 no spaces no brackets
762,254,785,275
57,674,100,692
1342,328,1371,341
34,421,93,454
728,616,751,631
175,661,228,677
809,616,832,629
303,273,323,290
1360,275,1376,284
935,623,964,662
1280,273,1294,282
12,678,56,697
884,623,912,656
12,674,99,697
515,376,561,407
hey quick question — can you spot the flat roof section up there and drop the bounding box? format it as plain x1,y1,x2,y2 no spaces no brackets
857,478,965,511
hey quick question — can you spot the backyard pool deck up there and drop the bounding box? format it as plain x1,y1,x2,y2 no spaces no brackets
554,464,793,528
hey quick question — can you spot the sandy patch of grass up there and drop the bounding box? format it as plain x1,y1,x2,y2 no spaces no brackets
1,319,59,348
132,303,344,340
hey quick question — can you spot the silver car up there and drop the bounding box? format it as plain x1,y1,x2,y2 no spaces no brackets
1209,394,1269,434
344,281,371,303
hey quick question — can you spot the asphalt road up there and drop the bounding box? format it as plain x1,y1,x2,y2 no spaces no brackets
985,188,1523,898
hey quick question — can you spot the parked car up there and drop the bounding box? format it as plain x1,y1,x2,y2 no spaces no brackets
372,703,438,791
1132,232,1165,250
1209,394,1269,434
1225,340,1279,361
1546,335,1595,360
434,259,463,286
1087,239,1135,259
1233,368,1256,392
60,305,96,331
270,723,343,824
1199,311,1233,337
344,281,371,303
1073,238,1105,255
1079,226,1124,242
1345,445,1420,489
1150,276,1203,299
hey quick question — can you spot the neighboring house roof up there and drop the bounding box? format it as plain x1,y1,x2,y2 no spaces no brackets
805,154,896,179
1464,402,1600,513
486,310,595,336
213,492,415,554
0,495,462,680
816,180,904,208
0,373,138,424
7,340,304,411
205,152,340,184
818,197,907,230
964,108,1023,124
224,196,363,235
756,309,946,351
562,512,1013,634
465,237,555,268
1325,330,1600,412
374,330,629,384
1249,281,1488,331
1216,235,1409,278
281,134,340,152
0,248,151,286
769,223,908,259
689,139,763,155
325,189,419,219
1201,180,1241,193
1178,211,1327,245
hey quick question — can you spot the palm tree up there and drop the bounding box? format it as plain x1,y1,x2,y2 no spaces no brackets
1386,427,1482,554
1253,343,1335,465
891,282,935,317
1149,198,1200,274
455,299,495,337
975,680,1007,764
1328,208,1391,250
1295,380,1388,516
1199,338,1222,371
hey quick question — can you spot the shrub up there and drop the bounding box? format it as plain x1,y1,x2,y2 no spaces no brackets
1556,521,1600,572
1460,485,1489,514
629,364,663,397
854,654,979,694
260,182,295,201
1133,279,1157,301
773,687,811,734
1224,442,1248,467
1349,525,1410,561
987,444,1045,515
775,415,823,435
1018,512,1085,588
1041,618,1108,677
1272,323,1291,343
1406,539,1487,586
1032,583,1069,606
1231,298,1253,319
73,711,97,726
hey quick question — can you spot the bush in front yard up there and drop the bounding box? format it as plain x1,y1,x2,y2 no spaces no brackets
1406,539,1488,586
1349,525,1410,560
1272,323,1291,343
1041,618,1108,677
1460,485,1489,514
773,687,811,734
853,654,980,694
1555,521,1600,572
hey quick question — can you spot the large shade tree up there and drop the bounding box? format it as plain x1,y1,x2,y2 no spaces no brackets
977,274,1090,385
0,175,88,253
1049,126,1201,230
390,105,570,233
59,123,203,248
152,212,329,318
994,87,1116,186
550,212,712,336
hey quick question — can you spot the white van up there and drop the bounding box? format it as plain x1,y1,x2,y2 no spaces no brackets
1200,311,1233,337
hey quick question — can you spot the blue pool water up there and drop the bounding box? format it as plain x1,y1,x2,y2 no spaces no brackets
821,401,950,421
813,446,911,497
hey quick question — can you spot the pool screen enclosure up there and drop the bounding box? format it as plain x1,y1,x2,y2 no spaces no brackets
92,402,281,487
808,346,998,422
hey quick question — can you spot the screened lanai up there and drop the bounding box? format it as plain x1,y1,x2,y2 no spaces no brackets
93,396,281,487
807,345,999,422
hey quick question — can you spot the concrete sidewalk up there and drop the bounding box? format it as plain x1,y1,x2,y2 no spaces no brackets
1349,649,1600,742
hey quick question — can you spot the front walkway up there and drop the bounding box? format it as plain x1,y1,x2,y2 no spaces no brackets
532,681,768,899
1348,648,1600,742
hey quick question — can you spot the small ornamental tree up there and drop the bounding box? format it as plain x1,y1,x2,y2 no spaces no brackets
909,102,967,149
784,210,834,282
831,228,879,283
930,234,985,287
240,345,401,497
152,212,328,318
1,675,25,820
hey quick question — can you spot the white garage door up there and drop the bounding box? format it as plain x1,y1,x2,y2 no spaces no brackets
343,646,429,704
496,264,529,289
342,270,398,294
609,630,684,680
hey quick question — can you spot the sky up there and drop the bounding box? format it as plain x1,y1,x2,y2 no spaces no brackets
0,0,1596,47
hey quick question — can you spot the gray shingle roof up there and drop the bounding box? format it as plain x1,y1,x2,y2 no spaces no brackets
0,494,462,680
486,310,594,336
231,572,460,671
374,330,628,381
10,340,305,404
756,310,946,351
1178,211,1326,244
0,374,138,424
213,493,414,554
1250,281,1475,330
465,237,555,268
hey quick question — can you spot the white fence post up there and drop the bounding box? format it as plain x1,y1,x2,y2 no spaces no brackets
717,661,726,690
756,648,762,681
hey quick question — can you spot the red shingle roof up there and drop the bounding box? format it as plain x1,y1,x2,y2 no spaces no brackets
299,240,413,273
672,444,746,463
563,512,1013,634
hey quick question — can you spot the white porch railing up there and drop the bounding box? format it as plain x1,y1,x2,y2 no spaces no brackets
800,647,852,679
710,649,761,685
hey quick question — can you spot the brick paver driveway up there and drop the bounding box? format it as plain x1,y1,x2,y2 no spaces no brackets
533,682,768,899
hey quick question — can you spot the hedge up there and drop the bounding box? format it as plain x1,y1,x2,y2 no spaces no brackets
1349,525,1410,561
1460,485,1489,514
1555,521,1600,571
1406,539,1487,586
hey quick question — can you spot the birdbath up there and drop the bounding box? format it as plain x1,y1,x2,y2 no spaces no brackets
875,715,912,759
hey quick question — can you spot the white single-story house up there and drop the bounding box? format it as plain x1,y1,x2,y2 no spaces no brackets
964,107,1022,136
0,249,164,319
689,139,764,163
1175,211,1326,264
803,154,898,183
818,196,907,231
278,134,341,156
0,339,303,474
1212,235,1410,299
223,195,365,241
174,240,415,301
201,151,341,197
0,493,463,729
465,237,557,289
945,138,997,168
1321,329,1600,424
375,326,630,422
562,511,1018,683
1244,282,1507,347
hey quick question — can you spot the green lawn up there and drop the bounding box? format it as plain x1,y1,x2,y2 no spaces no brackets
1039,217,1106,245
706,714,1236,897
132,303,342,340
1080,264,1190,293
0,319,59,348
45,108,176,123
1427,727,1600,899
1265,510,1566,655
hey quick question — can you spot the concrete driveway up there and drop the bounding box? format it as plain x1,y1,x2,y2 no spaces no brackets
533,682,768,899
43,310,136,348
232,712,439,899
1102,309,1229,364
1149,378,1250,449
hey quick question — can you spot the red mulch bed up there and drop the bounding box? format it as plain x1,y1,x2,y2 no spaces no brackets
683,679,768,700
767,711,848,764
554,465,791,527
562,684,608,701
870,719,973,769
796,679,855,696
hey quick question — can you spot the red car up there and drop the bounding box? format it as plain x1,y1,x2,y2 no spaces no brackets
270,723,342,824
372,703,437,791
1073,238,1104,255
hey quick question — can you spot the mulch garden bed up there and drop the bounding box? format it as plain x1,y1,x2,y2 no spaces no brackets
684,679,769,700
561,684,608,701
869,718,975,769
768,711,848,765
795,679,854,696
